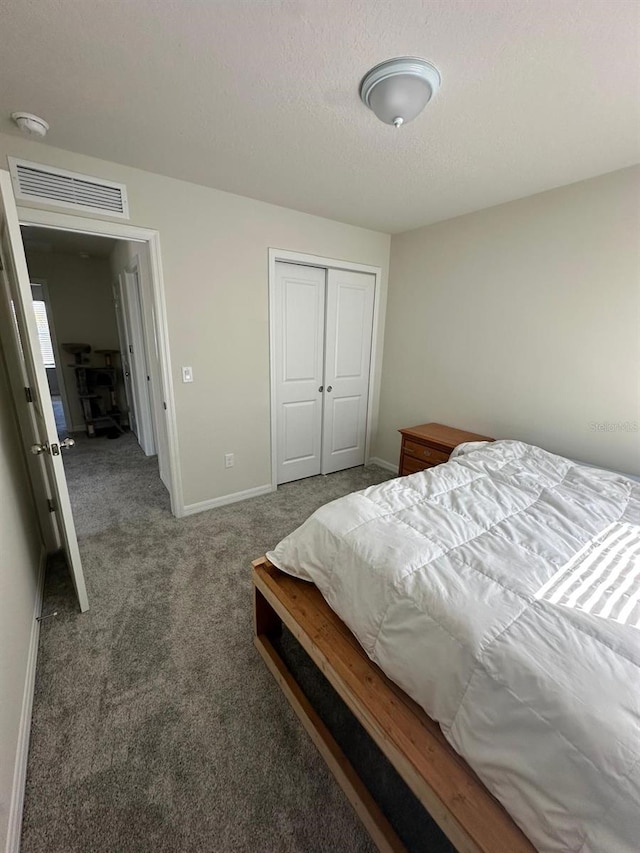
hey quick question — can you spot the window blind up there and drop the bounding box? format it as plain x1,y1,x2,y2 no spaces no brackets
32,300,56,368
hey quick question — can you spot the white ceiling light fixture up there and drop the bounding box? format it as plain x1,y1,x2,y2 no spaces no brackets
359,57,441,128
11,111,49,138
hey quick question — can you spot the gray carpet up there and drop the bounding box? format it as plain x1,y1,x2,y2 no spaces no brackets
21,432,399,853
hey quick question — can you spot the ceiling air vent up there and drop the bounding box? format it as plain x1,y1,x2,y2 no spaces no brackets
8,158,129,219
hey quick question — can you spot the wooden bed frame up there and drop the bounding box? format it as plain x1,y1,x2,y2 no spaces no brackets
252,557,534,853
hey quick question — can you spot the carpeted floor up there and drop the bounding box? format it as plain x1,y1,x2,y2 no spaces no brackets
21,433,401,852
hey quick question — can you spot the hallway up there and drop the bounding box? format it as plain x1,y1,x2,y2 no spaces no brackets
63,432,170,539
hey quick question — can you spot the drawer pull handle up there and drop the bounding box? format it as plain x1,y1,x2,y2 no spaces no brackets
422,449,432,457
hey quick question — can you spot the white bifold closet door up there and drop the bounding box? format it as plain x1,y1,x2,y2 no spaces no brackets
321,268,375,474
274,262,374,485
275,263,326,484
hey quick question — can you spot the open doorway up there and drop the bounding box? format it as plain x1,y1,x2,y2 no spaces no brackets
0,171,182,614
21,225,171,537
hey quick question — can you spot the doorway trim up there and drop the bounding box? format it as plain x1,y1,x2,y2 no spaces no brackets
268,248,382,492
18,207,184,517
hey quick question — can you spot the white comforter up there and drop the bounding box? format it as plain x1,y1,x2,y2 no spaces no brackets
267,441,640,852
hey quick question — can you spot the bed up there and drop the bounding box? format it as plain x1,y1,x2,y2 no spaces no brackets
256,440,640,852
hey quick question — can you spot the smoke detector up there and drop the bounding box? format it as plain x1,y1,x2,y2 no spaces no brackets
11,112,49,138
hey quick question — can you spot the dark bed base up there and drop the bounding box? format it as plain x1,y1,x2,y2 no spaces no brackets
252,557,534,853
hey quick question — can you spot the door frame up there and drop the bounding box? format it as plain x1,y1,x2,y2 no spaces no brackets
18,208,184,517
268,248,382,491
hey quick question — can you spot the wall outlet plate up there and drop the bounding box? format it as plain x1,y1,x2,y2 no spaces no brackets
224,452,234,468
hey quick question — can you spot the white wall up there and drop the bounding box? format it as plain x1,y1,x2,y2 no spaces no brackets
0,134,391,509
374,166,640,476
0,340,43,852
24,249,119,431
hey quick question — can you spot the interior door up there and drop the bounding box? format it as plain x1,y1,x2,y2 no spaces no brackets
321,269,375,475
274,262,326,484
123,269,155,455
128,249,169,485
0,290,59,554
0,170,89,612
113,274,138,438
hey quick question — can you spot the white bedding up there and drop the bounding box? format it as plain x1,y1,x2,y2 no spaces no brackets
267,440,640,852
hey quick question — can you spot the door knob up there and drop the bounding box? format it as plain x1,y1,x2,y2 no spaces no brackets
318,385,323,392
60,437,75,450
327,385,333,392
31,442,49,455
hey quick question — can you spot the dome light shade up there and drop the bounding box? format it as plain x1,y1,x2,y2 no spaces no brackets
359,58,441,127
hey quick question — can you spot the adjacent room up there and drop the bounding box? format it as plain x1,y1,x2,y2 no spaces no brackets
0,2,638,853
20,225,170,537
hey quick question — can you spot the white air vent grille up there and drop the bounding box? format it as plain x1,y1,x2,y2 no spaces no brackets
8,158,129,219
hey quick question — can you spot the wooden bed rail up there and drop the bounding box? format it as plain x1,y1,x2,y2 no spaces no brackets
252,557,534,853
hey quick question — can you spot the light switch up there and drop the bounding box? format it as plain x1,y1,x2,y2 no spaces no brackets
182,366,193,383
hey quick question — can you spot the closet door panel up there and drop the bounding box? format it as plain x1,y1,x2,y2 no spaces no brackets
275,262,326,484
322,270,375,474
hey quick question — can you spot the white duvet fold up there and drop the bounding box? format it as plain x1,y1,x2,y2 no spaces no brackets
267,440,640,853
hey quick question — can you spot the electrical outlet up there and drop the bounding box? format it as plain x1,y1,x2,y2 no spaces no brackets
182,366,193,383
224,452,234,468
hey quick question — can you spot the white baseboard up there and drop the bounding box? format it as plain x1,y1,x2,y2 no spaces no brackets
6,547,46,853
182,483,274,517
367,456,398,475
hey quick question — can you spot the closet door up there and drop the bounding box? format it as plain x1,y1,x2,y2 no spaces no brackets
274,262,326,484
321,270,375,474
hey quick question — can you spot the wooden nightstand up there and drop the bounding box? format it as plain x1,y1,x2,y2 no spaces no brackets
398,422,494,476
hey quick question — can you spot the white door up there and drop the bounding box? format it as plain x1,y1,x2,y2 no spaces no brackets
0,170,89,611
146,295,169,484
0,287,58,554
132,250,170,486
123,269,155,455
321,269,375,475
113,275,138,437
274,262,326,484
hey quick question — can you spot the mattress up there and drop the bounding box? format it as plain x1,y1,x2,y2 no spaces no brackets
267,440,640,852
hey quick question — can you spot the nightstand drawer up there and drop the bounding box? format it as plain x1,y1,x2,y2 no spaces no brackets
399,423,494,478
403,440,450,465
401,456,437,476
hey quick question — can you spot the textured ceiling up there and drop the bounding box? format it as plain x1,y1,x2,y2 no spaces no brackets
1,0,638,233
